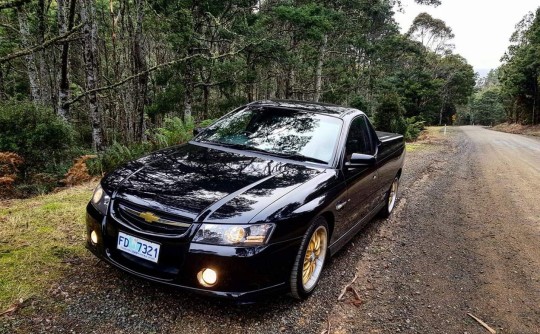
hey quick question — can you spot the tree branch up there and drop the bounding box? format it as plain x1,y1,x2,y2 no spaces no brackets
0,22,20,34
194,80,229,88
0,0,30,10
64,44,253,108
0,23,83,64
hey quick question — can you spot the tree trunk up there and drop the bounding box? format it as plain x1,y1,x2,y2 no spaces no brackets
36,0,51,105
129,0,148,141
17,8,41,102
202,84,209,120
285,67,294,99
0,65,4,100
184,61,194,121
57,0,76,121
533,74,538,125
183,52,194,121
314,34,327,102
439,98,445,125
81,0,104,151
245,51,254,101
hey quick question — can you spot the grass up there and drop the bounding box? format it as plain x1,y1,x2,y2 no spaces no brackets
0,182,97,310
406,126,454,153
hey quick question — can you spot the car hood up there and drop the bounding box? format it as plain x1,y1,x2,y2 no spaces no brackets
103,142,323,224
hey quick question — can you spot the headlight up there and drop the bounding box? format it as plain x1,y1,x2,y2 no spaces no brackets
193,223,275,246
91,184,110,215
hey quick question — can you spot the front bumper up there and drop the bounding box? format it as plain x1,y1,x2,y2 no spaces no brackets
85,203,301,300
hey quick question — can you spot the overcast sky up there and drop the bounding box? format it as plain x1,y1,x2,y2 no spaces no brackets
394,0,539,76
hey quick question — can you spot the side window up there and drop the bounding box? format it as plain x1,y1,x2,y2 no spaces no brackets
345,116,373,159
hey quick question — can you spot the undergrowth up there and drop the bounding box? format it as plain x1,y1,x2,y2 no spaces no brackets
88,117,214,175
0,182,96,310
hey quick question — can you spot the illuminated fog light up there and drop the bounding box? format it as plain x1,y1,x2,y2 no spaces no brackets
90,230,98,244
197,268,217,287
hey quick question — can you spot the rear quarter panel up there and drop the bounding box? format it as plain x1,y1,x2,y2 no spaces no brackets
376,131,405,201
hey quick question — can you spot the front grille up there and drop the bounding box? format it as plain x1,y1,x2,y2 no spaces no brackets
113,200,192,235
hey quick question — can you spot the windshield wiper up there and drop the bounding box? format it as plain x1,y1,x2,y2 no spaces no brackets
201,141,270,154
280,153,327,164
200,141,327,164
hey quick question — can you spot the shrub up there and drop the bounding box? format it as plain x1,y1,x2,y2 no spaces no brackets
349,95,370,112
404,116,425,141
87,117,215,175
62,155,97,186
0,152,24,197
374,94,426,141
148,116,194,148
87,141,151,175
374,93,407,135
0,100,79,177
198,118,216,128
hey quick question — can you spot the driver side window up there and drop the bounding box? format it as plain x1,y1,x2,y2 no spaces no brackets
345,116,373,159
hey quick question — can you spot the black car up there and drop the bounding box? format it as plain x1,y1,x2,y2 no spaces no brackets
86,100,405,300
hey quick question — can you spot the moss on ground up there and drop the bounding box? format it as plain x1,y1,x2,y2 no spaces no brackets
406,126,455,153
0,182,97,310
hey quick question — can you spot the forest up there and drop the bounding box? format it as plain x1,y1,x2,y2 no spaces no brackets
463,7,540,126
0,0,536,196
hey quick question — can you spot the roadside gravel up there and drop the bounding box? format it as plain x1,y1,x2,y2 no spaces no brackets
324,127,540,334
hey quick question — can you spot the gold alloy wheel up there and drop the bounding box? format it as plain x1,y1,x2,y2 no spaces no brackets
302,226,328,291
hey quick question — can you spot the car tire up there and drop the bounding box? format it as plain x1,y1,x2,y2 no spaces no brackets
379,175,400,218
290,217,329,300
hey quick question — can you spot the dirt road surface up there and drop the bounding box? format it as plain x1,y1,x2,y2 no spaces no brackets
1,126,539,333
329,126,540,334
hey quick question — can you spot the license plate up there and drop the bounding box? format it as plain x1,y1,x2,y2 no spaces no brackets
117,232,160,263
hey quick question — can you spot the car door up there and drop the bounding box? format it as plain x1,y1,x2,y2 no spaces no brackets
339,116,380,233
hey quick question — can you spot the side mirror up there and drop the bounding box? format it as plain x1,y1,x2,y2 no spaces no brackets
346,153,376,168
193,127,205,136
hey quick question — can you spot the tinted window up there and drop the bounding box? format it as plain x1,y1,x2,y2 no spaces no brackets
345,116,373,158
195,107,343,164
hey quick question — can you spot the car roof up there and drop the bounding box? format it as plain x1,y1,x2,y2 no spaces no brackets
247,99,362,118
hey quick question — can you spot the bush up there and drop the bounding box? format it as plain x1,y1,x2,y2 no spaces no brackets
87,141,151,175
148,116,194,148
374,94,425,141
88,117,215,175
62,155,97,186
374,94,407,134
199,118,216,128
404,116,425,141
0,152,24,198
349,95,370,112
0,100,80,177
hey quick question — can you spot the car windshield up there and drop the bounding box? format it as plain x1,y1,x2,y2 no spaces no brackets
194,107,343,164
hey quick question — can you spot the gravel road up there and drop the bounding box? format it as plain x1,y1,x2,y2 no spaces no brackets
1,126,539,334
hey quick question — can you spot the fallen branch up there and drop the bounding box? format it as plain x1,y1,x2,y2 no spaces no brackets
0,297,26,317
467,313,496,334
320,315,331,334
0,23,83,64
338,274,358,301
